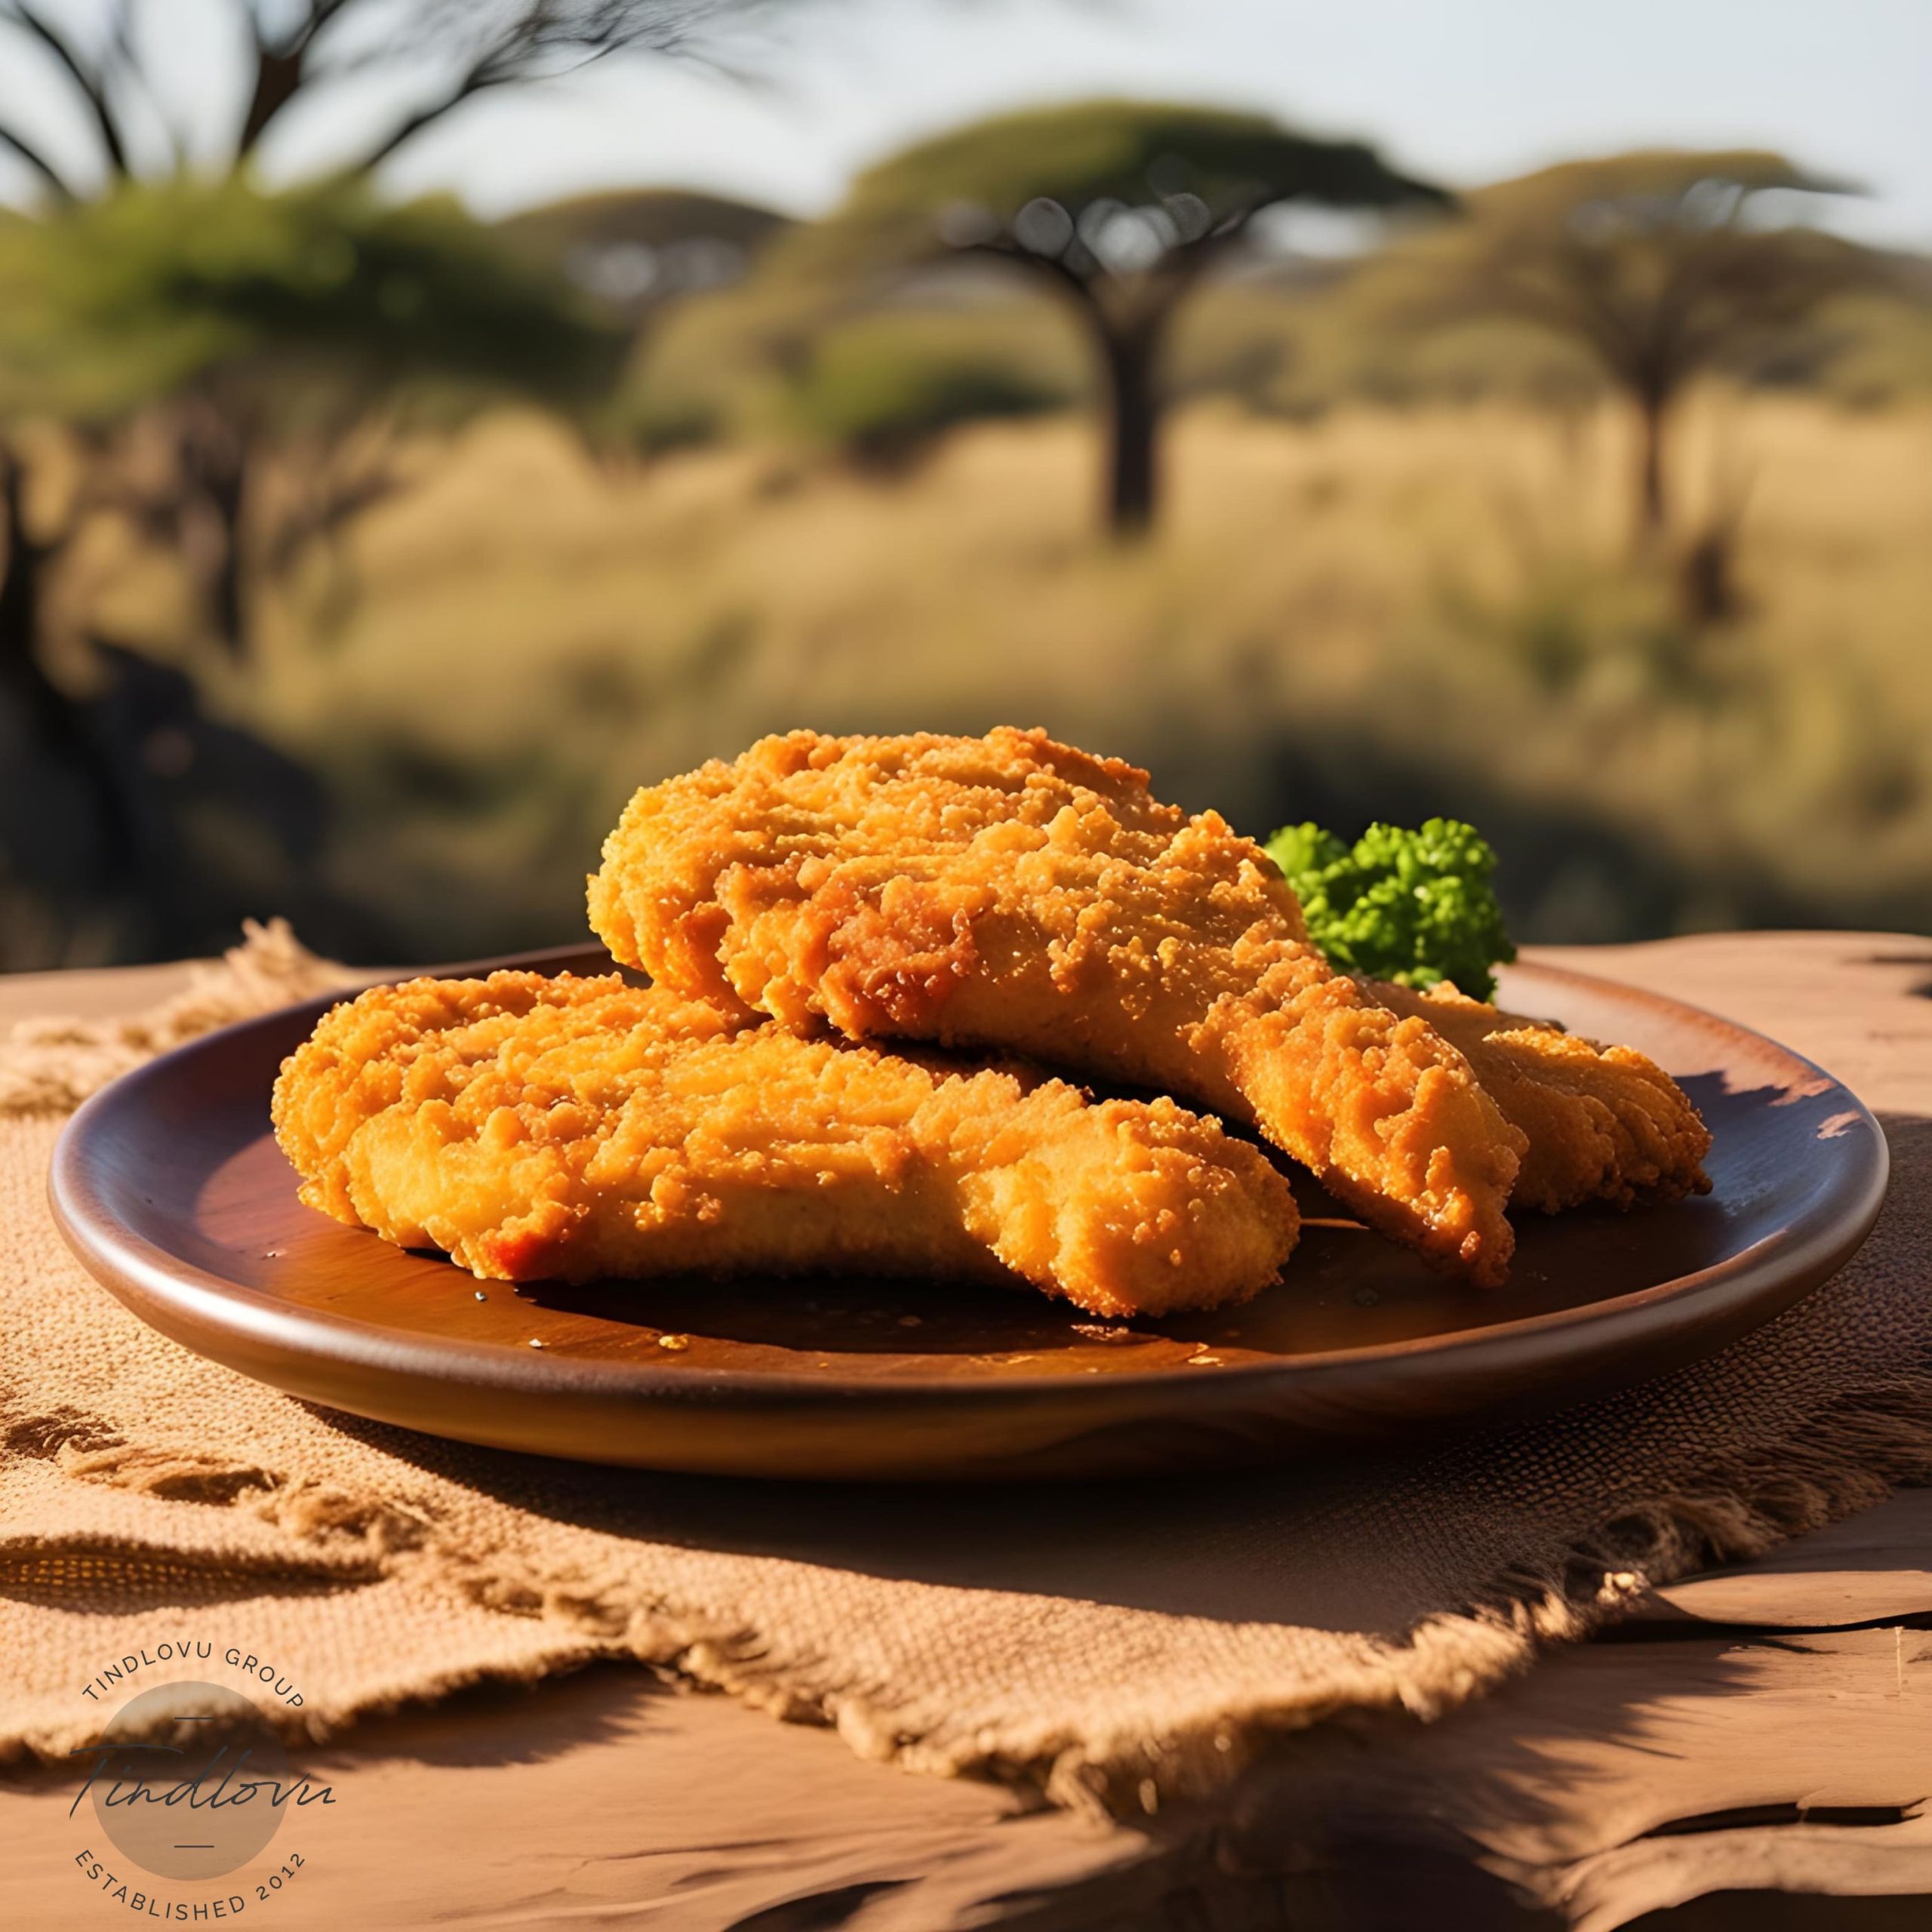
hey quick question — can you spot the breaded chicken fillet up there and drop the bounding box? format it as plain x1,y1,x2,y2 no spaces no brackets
589,729,1526,1285
272,971,1299,1318
1363,979,1712,1214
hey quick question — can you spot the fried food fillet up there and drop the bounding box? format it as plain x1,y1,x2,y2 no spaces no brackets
589,728,1526,1285
272,970,1298,1318
1362,979,1712,1213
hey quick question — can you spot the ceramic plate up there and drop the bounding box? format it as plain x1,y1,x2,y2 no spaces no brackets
50,946,1888,1479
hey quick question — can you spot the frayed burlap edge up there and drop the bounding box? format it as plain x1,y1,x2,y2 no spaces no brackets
17,1373,1930,1817
0,919,356,1115
5,931,1926,1819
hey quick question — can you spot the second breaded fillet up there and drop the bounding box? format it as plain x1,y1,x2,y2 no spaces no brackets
589,728,1526,1285
272,971,1298,1319
1364,979,1713,1213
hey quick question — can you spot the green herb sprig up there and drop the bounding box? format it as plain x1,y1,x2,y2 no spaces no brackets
1262,817,1516,1001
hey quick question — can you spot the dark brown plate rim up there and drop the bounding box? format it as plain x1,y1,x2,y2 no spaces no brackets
48,946,1890,1416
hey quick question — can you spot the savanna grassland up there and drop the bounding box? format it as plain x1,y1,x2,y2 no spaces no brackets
80,389,1932,964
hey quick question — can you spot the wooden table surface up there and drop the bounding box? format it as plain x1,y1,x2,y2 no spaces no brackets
5,931,1930,1931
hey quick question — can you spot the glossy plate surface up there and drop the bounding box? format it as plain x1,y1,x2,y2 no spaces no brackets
51,946,1888,1479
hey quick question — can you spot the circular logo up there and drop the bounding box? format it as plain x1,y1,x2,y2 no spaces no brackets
81,1681,291,1880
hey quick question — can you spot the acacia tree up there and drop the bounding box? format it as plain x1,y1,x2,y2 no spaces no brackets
0,0,799,647
795,99,1447,535
1401,151,1869,544
1,174,624,639
0,1,831,962
0,177,623,956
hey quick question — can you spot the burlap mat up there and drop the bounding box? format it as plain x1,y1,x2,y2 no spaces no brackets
2,924,1926,1815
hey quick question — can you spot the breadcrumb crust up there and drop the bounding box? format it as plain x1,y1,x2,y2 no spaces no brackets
591,728,1527,1284
272,970,1299,1318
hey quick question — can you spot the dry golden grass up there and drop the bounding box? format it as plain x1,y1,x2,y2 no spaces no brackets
137,392,1932,958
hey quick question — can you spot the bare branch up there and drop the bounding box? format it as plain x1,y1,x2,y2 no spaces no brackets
1131,210,1257,328
285,0,359,57
348,53,511,173
237,0,359,155
343,2,775,173
237,48,307,157
959,235,1106,320
0,112,76,200
105,0,191,174
0,0,133,177
239,0,355,59
231,2,791,173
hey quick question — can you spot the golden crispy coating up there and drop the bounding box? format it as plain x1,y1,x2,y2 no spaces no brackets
1364,979,1713,1213
272,971,1298,1319
589,728,1525,1285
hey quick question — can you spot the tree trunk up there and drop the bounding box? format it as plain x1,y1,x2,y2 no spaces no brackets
0,443,57,725
1100,321,1161,540
206,448,248,657
0,438,140,945
238,49,305,158
177,400,254,657
1635,387,1670,548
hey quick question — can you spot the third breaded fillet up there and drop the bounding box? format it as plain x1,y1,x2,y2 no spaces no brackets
272,970,1297,1318
589,728,1526,1284
1364,978,1712,1213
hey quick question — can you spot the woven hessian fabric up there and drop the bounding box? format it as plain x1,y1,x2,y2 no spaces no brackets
2,926,1925,1814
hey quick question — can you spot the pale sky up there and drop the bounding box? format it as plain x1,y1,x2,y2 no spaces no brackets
2,0,1928,245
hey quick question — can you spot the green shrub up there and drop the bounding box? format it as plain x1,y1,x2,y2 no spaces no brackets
789,317,1076,464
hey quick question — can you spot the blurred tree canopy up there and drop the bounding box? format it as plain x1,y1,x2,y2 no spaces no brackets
0,176,622,417
1391,151,1874,546
0,177,626,961
502,188,790,323
501,187,792,453
0,0,813,965
0,176,624,654
788,98,1448,534
0,1,802,660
